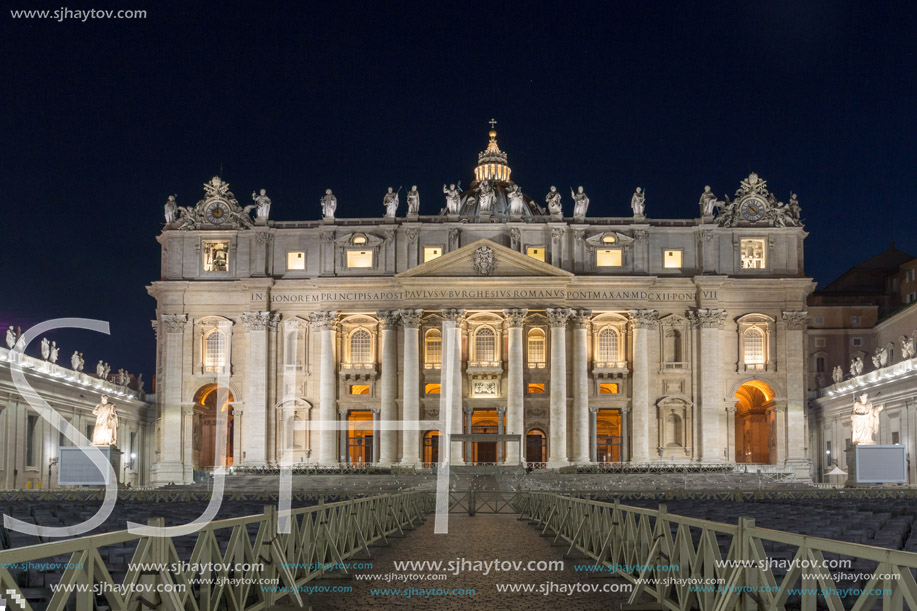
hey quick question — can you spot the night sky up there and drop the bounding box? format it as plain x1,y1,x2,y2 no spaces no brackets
2,1,915,380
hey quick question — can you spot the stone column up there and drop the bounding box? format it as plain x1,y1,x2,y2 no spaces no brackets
774,402,788,464
232,408,243,467
241,311,276,468
547,308,571,467
497,406,506,462
309,312,339,465
152,314,187,485
689,308,728,463
621,406,630,462
782,311,811,474
442,309,465,465
338,409,348,463
371,408,380,463
377,310,400,466
503,308,527,464
629,309,658,463
399,309,423,466
589,406,599,462
725,405,737,462
181,406,194,477
571,309,591,464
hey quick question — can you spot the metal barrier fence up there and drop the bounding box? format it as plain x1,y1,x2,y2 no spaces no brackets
518,492,917,610
0,491,434,610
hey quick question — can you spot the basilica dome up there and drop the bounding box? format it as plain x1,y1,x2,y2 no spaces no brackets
444,123,546,218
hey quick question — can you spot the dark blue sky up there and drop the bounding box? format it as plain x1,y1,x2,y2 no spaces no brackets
1,1,915,379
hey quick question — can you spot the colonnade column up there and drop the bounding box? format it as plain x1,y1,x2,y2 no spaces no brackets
442,309,465,465
572,309,591,464
497,407,506,462
725,405,737,462
620,406,630,462
399,309,423,466
782,311,810,473
503,308,526,465
309,311,339,465
546,308,571,467
152,314,187,485
464,407,474,462
689,308,727,463
371,408,380,463
629,309,658,463
589,406,599,462
378,310,400,465
242,311,276,468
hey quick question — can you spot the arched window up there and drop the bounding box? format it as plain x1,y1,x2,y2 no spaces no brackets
350,328,372,364
527,329,545,365
425,329,442,366
204,331,227,372
474,326,496,362
597,327,620,363
664,328,682,363
743,327,765,364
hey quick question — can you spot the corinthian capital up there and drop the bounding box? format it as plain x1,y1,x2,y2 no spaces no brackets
570,309,592,329
242,311,273,331
628,309,659,329
688,308,727,329
546,307,572,327
442,308,466,323
781,310,808,330
308,311,338,330
503,308,528,327
377,310,401,330
399,308,423,328
161,313,188,333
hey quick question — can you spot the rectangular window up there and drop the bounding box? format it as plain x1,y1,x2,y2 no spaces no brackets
423,246,443,262
850,315,860,325
826,440,832,458
528,383,546,394
350,384,370,395
816,357,825,373
740,238,767,269
663,249,683,269
346,250,374,268
851,337,862,346
130,432,136,458
286,251,305,270
526,247,546,261
596,248,622,267
202,241,230,272
599,383,619,394
26,414,38,466
424,383,441,395
907,292,917,304
813,316,824,325
815,337,826,347
892,431,900,444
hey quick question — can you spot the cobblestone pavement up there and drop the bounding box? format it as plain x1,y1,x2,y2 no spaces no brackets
305,512,634,610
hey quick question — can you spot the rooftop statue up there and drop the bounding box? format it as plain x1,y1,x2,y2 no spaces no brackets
831,365,843,384
850,355,864,378
383,186,400,218
41,337,50,361
6,326,21,349
572,186,589,219
546,186,563,218
901,334,917,360
507,184,526,216
699,186,718,217
322,189,337,219
443,184,460,214
252,188,271,220
91,395,119,446
478,180,495,214
71,350,84,372
164,194,178,224
630,187,645,217
49,341,59,364
407,185,420,215
851,392,883,445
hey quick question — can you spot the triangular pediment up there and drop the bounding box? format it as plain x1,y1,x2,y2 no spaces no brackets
397,239,573,279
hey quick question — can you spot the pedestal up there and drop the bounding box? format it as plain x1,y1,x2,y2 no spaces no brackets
59,446,122,486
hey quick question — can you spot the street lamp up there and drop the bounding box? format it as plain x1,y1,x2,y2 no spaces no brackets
123,452,136,485
48,457,58,488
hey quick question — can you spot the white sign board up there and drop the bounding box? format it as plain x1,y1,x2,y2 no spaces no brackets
855,445,907,484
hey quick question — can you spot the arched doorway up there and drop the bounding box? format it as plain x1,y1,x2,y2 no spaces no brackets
347,411,374,464
596,410,622,463
423,431,440,465
469,409,500,463
526,429,546,465
734,381,776,464
192,385,234,469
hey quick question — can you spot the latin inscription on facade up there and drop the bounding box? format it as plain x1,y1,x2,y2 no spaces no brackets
254,289,714,304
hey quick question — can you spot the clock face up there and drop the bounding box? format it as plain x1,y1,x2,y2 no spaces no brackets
206,201,231,224
740,198,766,222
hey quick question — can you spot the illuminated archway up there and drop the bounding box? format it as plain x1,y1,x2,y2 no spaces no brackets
526,428,546,464
347,411,374,464
423,431,440,464
734,380,776,464
596,410,622,463
192,384,234,468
